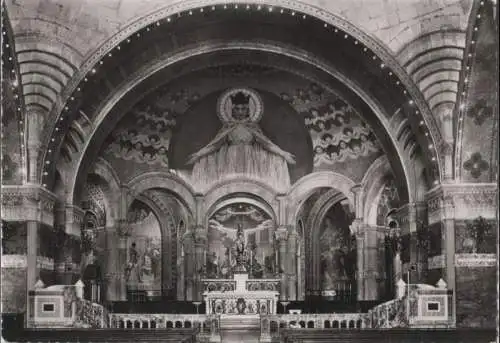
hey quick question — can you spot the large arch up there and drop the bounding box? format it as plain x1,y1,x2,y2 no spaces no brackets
33,1,442,211
38,0,442,161
360,156,393,225
203,177,279,222
286,171,356,226
63,42,416,206
126,172,196,217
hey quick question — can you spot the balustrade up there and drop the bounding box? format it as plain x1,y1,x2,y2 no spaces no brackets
109,313,209,331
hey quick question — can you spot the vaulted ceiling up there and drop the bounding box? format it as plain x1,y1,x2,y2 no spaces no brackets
2,0,497,205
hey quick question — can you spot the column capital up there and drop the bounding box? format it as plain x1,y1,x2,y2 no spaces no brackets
349,219,365,238
1,184,57,225
116,220,132,238
193,225,207,245
274,227,289,242
426,183,497,221
350,184,363,194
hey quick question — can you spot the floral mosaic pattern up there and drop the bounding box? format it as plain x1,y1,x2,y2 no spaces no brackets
466,99,493,126
463,152,489,179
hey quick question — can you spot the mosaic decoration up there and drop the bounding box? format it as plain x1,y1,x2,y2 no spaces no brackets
466,99,493,126
456,217,495,254
319,209,356,293
463,152,489,179
280,86,381,168
100,70,383,183
126,201,161,289
376,176,401,225
103,100,182,168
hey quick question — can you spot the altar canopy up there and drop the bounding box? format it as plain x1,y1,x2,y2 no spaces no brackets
206,202,276,279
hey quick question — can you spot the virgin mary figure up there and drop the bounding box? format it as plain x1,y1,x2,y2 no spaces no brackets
187,88,295,192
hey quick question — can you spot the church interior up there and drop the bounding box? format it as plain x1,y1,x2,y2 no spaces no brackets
1,0,498,342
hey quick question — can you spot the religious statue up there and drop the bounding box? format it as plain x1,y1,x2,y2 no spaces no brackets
233,224,247,273
125,242,139,282
187,88,296,192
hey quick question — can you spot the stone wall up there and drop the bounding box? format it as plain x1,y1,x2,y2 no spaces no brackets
455,266,496,328
1,266,27,313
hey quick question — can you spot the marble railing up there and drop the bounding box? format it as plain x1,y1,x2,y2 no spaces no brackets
108,313,221,340
368,298,407,329
76,299,108,328
246,279,281,292
368,280,454,329
109,313,208,330
272,313,366,330
201,279,236,292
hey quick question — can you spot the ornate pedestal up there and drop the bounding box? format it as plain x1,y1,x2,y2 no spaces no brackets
202,273,279,316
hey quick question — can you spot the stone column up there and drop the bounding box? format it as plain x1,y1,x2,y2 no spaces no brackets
26,220,39,295
287,226,298,300
440,196,455,296
105,220,124,301
274,227,288,300
177,246,185,300
350,221,381,301
26,110,43,183
182,230,195,301
194,225,207,301
350,220,364,301
116,223,131,301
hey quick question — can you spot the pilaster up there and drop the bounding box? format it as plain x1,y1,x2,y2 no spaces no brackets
350,221,384,301
425,183,497,328
286,226,298,300
274,226,288,300
182,229,195,301
193,225,207,300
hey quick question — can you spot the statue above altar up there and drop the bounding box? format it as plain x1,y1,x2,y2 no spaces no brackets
233,224,247,273
187,88,295,192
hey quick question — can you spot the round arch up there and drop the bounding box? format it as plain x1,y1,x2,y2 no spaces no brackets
66,42,415,207
126,172,196,217
40,0,441,168
304,189,350,292
361,156,393,225
202,177,279,220
37,1,442,208
89,157,121,224
286,171,356,226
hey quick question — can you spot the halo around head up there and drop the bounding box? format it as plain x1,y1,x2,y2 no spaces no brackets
217,88,263,123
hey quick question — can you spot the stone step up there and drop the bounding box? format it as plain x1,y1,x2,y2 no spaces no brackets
219,315,260,330
220,329,260,343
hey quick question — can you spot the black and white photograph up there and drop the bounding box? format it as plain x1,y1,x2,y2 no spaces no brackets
1,0,498,342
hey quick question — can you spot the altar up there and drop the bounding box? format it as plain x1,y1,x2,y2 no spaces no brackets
203,273,279,315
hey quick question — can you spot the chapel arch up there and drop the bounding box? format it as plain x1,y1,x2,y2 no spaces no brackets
49,3,441,209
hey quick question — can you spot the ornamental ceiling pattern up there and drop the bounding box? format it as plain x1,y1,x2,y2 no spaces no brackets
99,66,384,183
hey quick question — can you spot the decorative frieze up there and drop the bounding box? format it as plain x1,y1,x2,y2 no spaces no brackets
36,256,55,270
426,184,497,223
455,253,497,267
1,254,28,268
427,255,445,270
1,185,57,225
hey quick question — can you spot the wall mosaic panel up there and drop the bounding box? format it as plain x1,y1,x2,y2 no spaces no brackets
455,217,496,254
207,203,273,279
460,9,498,182
2,221,27,254
99,67,385,184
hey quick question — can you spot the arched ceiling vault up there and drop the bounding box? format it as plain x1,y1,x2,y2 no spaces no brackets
4,1,481,202
27,7,450,202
